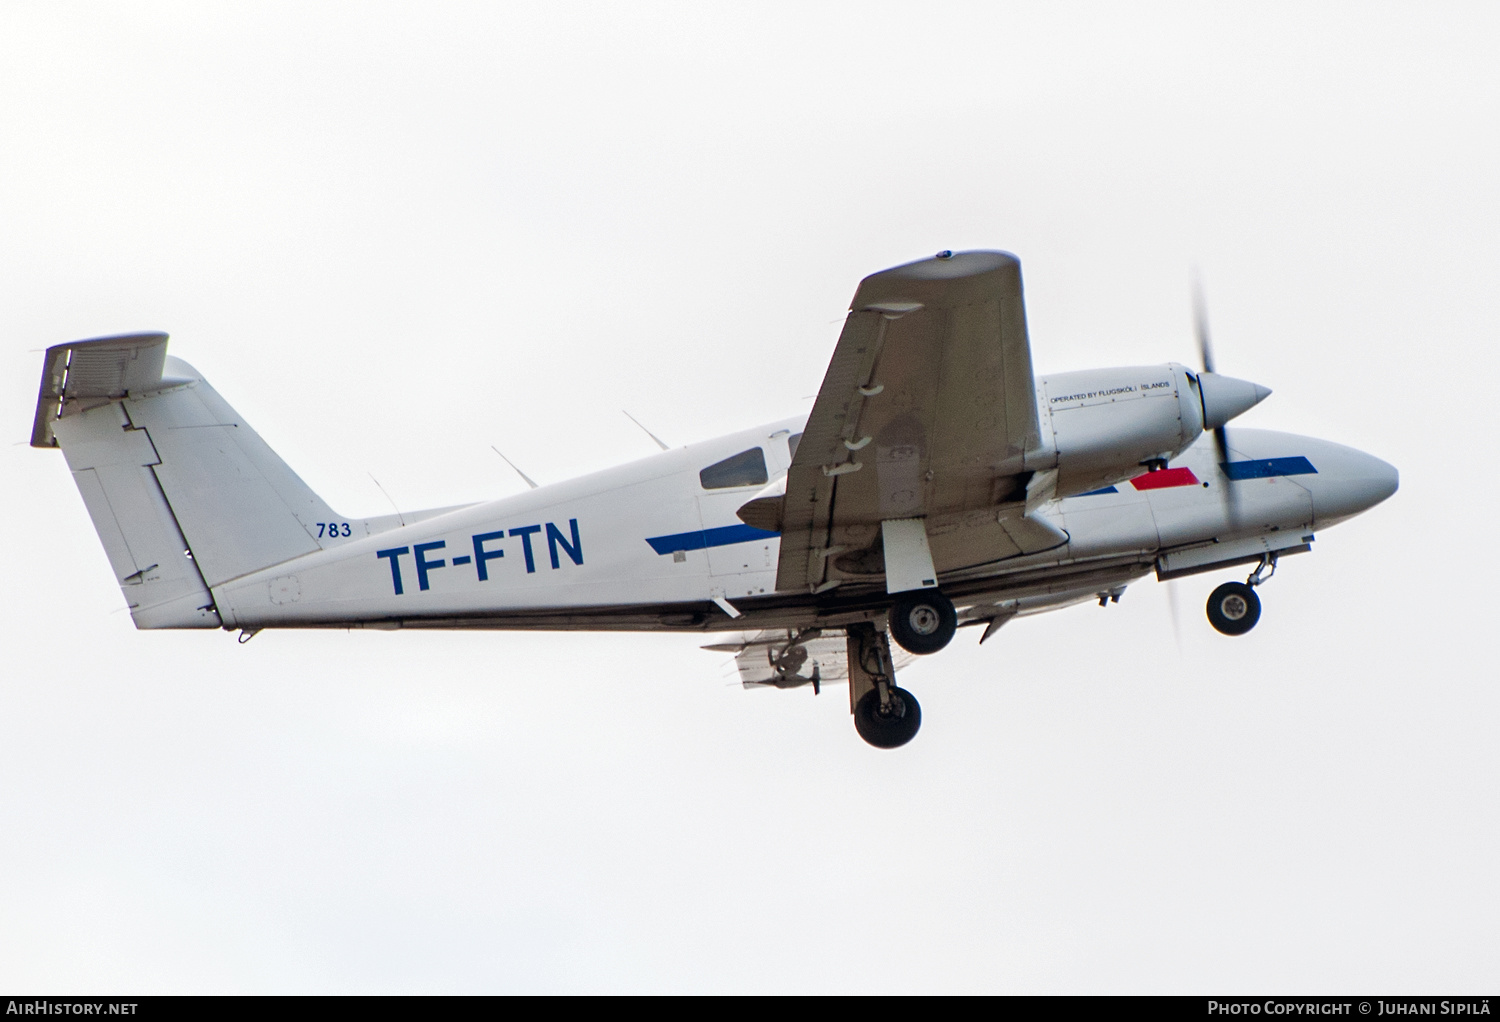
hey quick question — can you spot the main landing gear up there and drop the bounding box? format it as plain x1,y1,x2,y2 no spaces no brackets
888,588,957,655
845,589,956,748
854,686,922,749
1206,553,1276,636
847,621,922,749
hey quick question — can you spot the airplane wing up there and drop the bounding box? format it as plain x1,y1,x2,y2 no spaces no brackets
769,251,1058,593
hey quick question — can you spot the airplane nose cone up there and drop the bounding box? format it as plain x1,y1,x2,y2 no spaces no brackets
1198,372,1273,430
1303,444,1399,524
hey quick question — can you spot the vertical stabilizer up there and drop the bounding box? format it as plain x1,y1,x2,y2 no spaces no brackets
33,333,350,628
121,357,338,587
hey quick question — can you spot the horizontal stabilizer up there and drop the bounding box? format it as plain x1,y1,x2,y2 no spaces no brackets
31,333,171,448
709,628,915,690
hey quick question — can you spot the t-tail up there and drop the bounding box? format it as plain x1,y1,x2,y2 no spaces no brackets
31,333,353,629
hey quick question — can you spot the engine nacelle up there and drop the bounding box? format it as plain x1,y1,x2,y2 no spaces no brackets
1038,363,1205,496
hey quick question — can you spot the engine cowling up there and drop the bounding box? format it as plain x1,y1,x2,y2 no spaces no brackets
1040,363,1199,496
1037,363,1271,497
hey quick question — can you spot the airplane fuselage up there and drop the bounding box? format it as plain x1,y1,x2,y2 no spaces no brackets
199,364,1395,635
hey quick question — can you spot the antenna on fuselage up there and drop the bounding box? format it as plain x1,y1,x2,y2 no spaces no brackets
622,410,670,451
491,446,539,490
368,473,406,527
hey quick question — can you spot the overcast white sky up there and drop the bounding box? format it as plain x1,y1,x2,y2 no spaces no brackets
2,1,1497,994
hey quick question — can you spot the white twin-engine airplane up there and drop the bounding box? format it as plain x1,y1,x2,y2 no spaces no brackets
31,251,1397,747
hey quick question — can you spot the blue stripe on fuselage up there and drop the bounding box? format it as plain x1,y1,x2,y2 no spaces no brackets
1221,456,1317,481
646,524,779,555
643,459,1315,555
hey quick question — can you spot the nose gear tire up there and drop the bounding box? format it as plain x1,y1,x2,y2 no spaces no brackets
889,590,957,654
1207,581,1261,636
853,687,922,748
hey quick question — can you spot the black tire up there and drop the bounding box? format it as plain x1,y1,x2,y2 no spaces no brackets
888,589,957,655
853,687,922,749
1207,581,1261,636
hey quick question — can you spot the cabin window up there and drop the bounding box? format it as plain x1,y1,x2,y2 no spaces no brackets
787,432,803,460
700,447,769,489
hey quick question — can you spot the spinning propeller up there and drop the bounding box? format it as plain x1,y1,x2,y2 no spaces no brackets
1161,279,1275,647
1190,277,1272,528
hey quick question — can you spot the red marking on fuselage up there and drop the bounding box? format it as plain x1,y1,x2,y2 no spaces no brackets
1130,467,1200,490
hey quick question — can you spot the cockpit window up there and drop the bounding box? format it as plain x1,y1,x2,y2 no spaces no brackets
787,432,803,460
700,447,769,489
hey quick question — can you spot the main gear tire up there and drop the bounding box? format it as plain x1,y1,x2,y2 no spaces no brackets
1207,581,1261,636
888,590,957,655
853,687,922,749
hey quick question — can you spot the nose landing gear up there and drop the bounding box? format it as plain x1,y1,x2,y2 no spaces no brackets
1207,581,1260,635
1206,552,1276,636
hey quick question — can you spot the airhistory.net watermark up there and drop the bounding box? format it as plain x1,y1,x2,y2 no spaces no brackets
5,1003,138,1015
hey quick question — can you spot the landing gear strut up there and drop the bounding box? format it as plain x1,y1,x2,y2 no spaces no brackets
888,589,957,655
846,621,922,748
1206,552,1276,636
